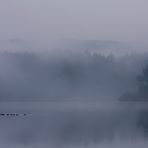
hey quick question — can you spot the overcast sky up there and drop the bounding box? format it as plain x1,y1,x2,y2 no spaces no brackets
0,0,148,42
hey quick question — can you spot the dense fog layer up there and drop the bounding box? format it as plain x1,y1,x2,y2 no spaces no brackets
1,0,148,147
0,50,148,100
0,51,147,148
0,48,148,147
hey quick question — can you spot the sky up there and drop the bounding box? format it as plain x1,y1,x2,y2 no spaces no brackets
0,0,148,42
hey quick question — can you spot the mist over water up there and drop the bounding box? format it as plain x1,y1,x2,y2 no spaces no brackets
0,101,148,147
0,41,148,147
1,0,148,147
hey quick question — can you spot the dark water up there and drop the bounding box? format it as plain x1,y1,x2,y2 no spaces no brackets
0,101,148,147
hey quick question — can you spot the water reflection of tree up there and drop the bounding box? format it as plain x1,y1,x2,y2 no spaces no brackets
120,65,148,136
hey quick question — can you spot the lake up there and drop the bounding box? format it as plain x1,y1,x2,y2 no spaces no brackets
0,101,148,147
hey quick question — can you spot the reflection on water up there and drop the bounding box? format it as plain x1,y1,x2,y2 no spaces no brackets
0,101,148,147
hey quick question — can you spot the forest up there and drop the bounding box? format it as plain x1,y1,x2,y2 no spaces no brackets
0,50,148,100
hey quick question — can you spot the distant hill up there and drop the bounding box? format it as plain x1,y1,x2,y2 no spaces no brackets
0,39,148,56
59,39,148,56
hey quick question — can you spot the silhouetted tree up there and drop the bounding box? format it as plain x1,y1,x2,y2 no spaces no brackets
119,65,148,136
119,65,148,101
137,65,148,99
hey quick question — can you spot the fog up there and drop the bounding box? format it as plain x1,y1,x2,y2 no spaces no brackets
0,48,148,146
0,101,147,147
1,0,148,43
0,49,147,100
1,0,148,147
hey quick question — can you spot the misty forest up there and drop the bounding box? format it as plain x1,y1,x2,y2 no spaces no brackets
0,49,148,100
1,0,148,147
0,42,148,147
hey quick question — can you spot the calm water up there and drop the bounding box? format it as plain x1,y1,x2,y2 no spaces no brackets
0,101,148,147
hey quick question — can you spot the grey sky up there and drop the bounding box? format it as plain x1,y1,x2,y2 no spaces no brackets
0,0,148,42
